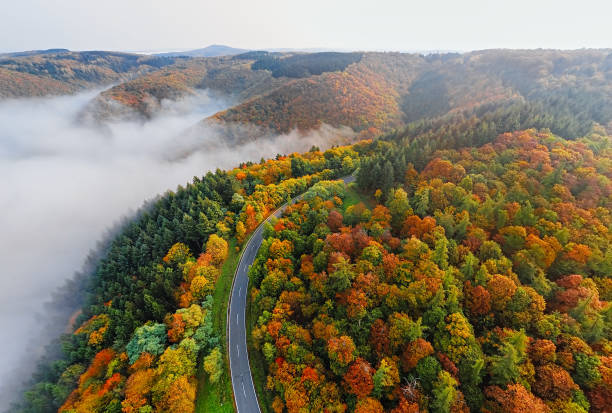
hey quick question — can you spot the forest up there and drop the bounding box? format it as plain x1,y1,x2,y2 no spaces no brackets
249,52,364,78
10,145,362,413
249,129,612,412
5,48,612,413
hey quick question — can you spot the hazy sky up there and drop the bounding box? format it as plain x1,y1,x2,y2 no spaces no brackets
2,0,611,53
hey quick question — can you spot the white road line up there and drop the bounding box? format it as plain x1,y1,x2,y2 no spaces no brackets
236,313,239,325
242,381,247,398
237,344,240,357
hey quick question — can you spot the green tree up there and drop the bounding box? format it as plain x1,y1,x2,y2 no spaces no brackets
126,323,167,364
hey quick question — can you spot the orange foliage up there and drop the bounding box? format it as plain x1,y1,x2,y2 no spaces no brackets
79,348,115,387
370,319,391,357
401,339,434,372
344,358,375,398
355,397,385,413
484,384,550,413
401,215,437,241
533,364,578,400
528,339,556,365
487,274,517,311
166,313,186,343
466,282,492,316
328,335,356,366
122,369,155,413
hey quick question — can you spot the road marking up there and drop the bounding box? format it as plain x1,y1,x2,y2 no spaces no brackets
237,344,240,358
242,381,247,398
236,313,239,325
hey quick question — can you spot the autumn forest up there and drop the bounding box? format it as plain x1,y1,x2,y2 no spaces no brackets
3,47,612,413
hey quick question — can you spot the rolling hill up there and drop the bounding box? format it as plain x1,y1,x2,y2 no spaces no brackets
78,49,612,144
0,50,181,99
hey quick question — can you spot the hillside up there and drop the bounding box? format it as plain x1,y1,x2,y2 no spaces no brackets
9,145,362,413
213,49,612,137
0,50,180,99
9,91,612,413
82,56,291,121
5,46,612,413
5,49,612,140
77,49,612,143
249,128,612,412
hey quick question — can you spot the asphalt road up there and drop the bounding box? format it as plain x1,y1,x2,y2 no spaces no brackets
227,175,355,413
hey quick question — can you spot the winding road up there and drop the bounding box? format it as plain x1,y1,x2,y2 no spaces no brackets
227,175,355,413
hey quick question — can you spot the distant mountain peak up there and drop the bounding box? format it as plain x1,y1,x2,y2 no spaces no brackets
155,45,249,58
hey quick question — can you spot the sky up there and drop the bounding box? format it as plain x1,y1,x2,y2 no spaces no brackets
1,0,611,53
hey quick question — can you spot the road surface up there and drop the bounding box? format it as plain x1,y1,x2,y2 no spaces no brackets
227,175,354,413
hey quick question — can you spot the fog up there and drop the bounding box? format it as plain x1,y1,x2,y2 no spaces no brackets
0,89,352,408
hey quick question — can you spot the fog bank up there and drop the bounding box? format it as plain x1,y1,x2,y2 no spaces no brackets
0,90,351,408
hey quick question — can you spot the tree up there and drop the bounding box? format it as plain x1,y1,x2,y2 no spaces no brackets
487,274,517,312
573,352,601,389
122,369,155,413
157,375,196,413
355,397,384,413
370,319,391,357
204,347,223,383
373,357,400,398
466,283,491,316
126,323,167,364
388,313,423,350
484,384,550,413
387,188,412,231
488,330,527,387
166,313,186,343
344,358,375,398
205,234,228,265
430,370,458,413
533,364,578,400
401,338,434,372
528,339,556,365
236,221,247,244
327,210,344,232
328,335,356,372
163,242,192,265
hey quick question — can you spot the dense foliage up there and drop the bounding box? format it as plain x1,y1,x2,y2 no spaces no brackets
11,145,364,413
0,51,177,98
250,52,363,78
7,48,612,411
249,129,612,412
215,49,612,137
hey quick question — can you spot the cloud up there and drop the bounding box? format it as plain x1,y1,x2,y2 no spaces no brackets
0,89,353,408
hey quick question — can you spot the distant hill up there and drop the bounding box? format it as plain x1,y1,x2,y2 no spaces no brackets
32,48,612,142
0,48,70,58
81,55,290,121
155,44,249,58
0,50,181,99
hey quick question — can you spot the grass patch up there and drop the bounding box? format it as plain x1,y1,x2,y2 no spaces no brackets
195,238,240,413
343,182,374,211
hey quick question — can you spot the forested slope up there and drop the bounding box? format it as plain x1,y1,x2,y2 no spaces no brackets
0,51,177,99
10,145,362,413
7,50,612,413
249,128,612,412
